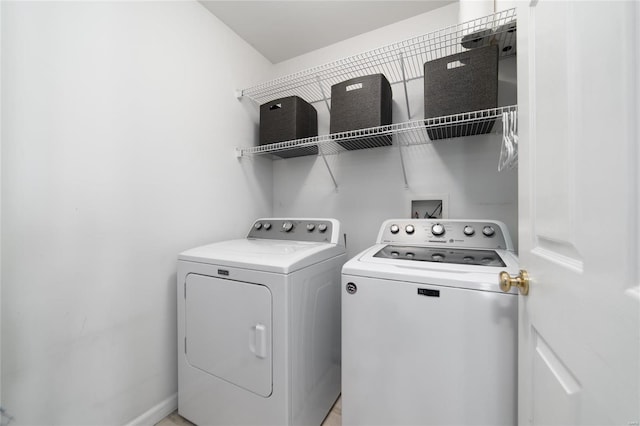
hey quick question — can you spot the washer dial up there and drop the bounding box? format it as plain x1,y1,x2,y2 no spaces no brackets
431,223,445,236
282,222,294,232
463,226,475,236
482,226,495,237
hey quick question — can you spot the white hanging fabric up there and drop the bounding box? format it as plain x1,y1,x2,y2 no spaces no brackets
498,110,518,171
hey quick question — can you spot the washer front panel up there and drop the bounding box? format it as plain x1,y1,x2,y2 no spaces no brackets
341,274,517,425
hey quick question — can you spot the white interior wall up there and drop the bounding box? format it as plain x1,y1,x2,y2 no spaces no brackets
270,2,518,259
0,0,3,407
0,2,272,424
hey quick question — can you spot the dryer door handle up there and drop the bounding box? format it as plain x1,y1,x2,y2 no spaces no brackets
253,323,267,359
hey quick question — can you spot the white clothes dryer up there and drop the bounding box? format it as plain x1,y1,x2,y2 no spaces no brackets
342,219,519,426
177,218,346,426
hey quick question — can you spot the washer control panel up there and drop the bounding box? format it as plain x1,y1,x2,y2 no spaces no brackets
247,218,338,243
377,219,512,251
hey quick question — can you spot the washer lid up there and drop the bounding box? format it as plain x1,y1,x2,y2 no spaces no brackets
374,245,507,267
178,238,344,274
343,243,520,293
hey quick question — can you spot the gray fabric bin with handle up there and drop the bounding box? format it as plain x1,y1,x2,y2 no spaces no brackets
330,74,393,150
259,96,318,158
424,45,498,140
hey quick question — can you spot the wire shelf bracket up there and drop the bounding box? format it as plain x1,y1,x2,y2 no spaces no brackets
399,52,412,120
316,75,331,113
318,147,338,191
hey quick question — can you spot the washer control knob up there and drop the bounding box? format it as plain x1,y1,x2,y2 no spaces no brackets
306,223,316,232
482,226,495,237
431,223,445,236
405,225,415,235
318,224,328,233
263,223,272,230
463,226,475,236
390,224,400,234
254,222,263,230
282,222,294,232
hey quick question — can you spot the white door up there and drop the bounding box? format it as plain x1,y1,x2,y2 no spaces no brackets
516,1,639,425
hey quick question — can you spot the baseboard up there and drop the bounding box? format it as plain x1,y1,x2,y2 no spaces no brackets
125,393,178,426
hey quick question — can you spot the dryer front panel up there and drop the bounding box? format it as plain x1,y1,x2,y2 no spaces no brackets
185,273,272,397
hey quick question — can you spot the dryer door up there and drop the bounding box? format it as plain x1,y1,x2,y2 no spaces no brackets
185,273,272,397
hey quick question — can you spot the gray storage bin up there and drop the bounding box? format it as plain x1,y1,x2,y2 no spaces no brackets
494,21,517,55
259,96,318,158
424,45,498,140
461,28,492,49
330,74,393,150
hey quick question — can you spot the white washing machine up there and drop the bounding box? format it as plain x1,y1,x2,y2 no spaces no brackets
342,219,519,426
177,218,346,426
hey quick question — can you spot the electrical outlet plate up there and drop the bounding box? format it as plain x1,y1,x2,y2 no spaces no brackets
409,195,449,219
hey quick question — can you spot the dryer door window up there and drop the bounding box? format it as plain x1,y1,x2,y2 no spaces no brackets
185,273,272,397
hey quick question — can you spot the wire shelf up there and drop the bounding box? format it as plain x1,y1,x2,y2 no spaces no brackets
237,105,518,159
239,9,517,105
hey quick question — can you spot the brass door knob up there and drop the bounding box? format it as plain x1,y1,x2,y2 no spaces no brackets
499,269,530,295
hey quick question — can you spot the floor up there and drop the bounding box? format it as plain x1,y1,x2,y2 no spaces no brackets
156,396,342,426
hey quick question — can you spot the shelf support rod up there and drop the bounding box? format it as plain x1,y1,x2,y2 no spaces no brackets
316,76,331,113
318,147,338,191
399,52,412,120
396,136,409,188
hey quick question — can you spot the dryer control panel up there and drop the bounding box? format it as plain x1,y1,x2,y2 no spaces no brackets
247,218,342,245
377,219,513,251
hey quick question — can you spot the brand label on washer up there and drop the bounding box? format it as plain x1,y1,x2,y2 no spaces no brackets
346,282,357,294
418,288,440,297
